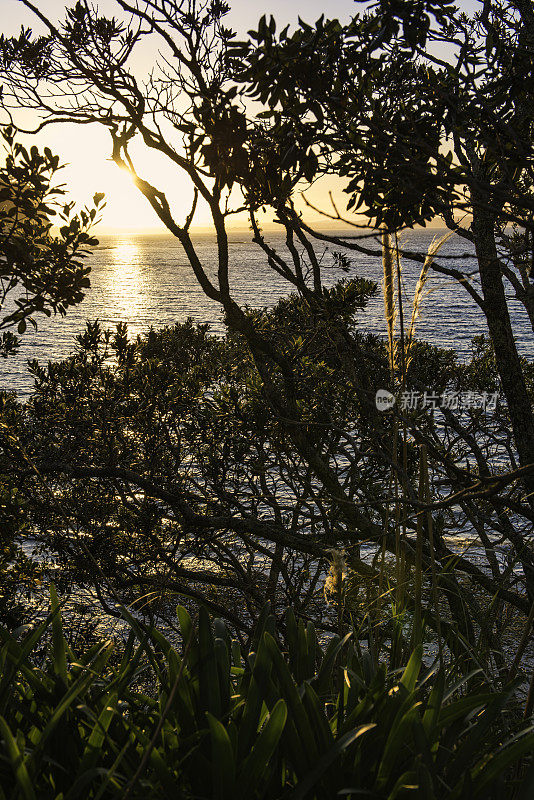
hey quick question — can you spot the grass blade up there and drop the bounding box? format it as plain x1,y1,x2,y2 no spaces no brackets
0,716,36,800
292,724,376,800
237,698,287,797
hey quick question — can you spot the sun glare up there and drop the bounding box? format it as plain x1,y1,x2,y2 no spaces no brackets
98,166,157,231
44,125,203,231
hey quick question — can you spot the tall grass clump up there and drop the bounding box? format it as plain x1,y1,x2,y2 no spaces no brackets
379,231,457,667
382,229,397,379
406,233,452,373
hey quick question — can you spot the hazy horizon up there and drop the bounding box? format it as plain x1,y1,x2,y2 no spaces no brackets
91,221,450,235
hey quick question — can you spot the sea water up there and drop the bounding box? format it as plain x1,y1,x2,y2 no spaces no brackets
1,228,532,396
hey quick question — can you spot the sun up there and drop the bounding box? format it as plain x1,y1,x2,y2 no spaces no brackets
37,122,208,231
89,157,214,231
96,164,158,230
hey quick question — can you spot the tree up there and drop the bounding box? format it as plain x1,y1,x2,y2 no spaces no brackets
0,126,104,357
0,0,532,670
8,299,530,653
0,126,103,622
233,0,534,498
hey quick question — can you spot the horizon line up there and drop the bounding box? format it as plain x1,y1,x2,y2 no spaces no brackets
93,222,450,235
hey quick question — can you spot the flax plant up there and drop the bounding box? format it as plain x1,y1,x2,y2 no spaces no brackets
1,590,532,799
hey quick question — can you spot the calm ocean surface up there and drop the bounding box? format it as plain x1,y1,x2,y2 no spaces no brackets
2,229,532,397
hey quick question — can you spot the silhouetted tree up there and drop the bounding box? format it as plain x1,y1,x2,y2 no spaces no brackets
0,126,104,356
0,1,532,663
233,0,534,497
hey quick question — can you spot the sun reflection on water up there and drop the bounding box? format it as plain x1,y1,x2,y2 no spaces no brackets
105,240,147,326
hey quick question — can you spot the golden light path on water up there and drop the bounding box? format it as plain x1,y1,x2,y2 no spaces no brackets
105,239,146,322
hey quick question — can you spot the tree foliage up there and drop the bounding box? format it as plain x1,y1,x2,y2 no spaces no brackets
0,0,532,682
232,0,534,496
0,126,103,356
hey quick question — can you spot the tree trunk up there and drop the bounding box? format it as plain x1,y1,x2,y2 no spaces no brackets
471,204,534,500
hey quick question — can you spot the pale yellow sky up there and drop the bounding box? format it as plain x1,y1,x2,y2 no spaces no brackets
1,0,477,232
0,0,355,231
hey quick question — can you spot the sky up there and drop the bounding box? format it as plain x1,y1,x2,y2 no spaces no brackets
1,0,478,232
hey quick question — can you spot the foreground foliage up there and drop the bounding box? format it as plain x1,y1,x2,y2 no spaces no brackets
3,294,532,677
0,594,533,800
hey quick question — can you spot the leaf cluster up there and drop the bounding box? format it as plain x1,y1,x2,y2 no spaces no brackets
0,127,103,355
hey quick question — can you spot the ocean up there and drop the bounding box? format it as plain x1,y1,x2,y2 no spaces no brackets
2,228,532,396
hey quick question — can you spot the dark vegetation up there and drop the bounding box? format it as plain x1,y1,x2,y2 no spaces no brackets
1,592,534,799
0,0,533,796
0,127,103,356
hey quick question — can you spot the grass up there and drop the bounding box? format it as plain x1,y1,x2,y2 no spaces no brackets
0,589,533,799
